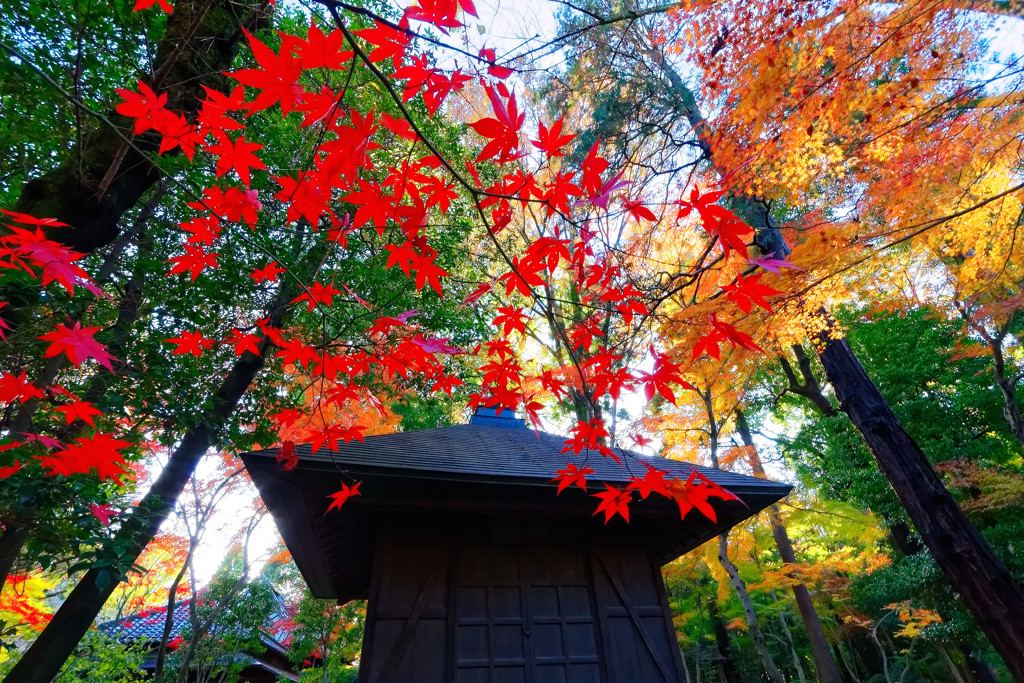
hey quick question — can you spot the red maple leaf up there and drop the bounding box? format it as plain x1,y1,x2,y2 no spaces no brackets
431,374,464,396
325,481,362,513
88,503,117,526
157,113,203,161
622,198,657,222
38,322,115,372
638,346,694,405
276,440,298,471
205,132,266,186
411,254,449,296
55,399,103,427
225,329,263,356
115,81,173,133
251,261,286,283
355,20,410,69
293,282,341,311
380,112,418,141
499,257,545,298
423,70,471,114
468,85,523,162
164,331,215,356
405,0,477,31
722,273,782,313
189,186,261,229
667,470,742,523
628,463,672,499
38,433,133,484
478,47,513,79
461,281,492,307
531,118,575,158
133,0,173,13
592,484,632,523
166,245,218,281
677,185,752,258
551,462,594,494
197,85,247,133
1,226,92,294
294,23,353,70
276,337,319,368
275,171,330,224
493,306,528,336
630,433,653,448
230,30,303,114
562,418,610,456
0,371,44,404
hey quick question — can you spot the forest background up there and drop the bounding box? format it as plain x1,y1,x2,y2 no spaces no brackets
0,0,1022,681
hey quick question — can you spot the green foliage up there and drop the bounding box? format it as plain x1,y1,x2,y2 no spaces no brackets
287,592,364,683
763,306,1021,527
0,630,147,681
167,549,279,683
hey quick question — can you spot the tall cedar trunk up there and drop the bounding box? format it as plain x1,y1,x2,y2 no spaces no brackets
12,0,268,254
736,410,844,683
1,0,269,338
815,332,1024,681
718,533,785,683
3,286,291,683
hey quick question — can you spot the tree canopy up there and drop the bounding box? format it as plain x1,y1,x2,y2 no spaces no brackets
1,0,1023,680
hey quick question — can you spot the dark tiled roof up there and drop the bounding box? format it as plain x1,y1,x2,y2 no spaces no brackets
99,601,190,643
100,588,293,649
253,418,780,494
242,411,791,600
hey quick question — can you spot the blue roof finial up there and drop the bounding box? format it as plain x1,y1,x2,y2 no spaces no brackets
469,405,526,428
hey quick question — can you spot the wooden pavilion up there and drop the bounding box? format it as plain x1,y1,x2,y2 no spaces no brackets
242,408,790,683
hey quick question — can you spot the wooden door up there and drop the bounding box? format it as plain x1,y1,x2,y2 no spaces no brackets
451,546,604,683
591,548,687,683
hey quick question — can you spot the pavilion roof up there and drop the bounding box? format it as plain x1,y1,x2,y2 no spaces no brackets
242,409,790,600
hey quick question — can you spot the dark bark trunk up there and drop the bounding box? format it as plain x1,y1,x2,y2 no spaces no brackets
0,0,270,338
11,0,269,255
2,286,291,683
815,332,1024,682
707,591,742,683
0,525,29,588
736,410,844,683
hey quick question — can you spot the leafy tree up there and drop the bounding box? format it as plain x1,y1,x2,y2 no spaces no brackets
287,592,364,683
1,0,1023,680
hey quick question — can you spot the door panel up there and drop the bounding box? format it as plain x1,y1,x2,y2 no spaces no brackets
453,546,602,682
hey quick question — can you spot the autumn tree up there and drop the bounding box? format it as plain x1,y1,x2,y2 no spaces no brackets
3,0,1022,680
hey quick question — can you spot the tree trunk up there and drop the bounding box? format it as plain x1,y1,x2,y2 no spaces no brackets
988,337,1024,451
736,410,844,683
11,0,268,255
718,533,785,683
0,525,29,589
707,589,743,683
2,286,292,683
815,331,1024,681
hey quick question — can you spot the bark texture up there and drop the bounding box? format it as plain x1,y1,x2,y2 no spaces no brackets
13,0,269,254
815,332,1024,682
